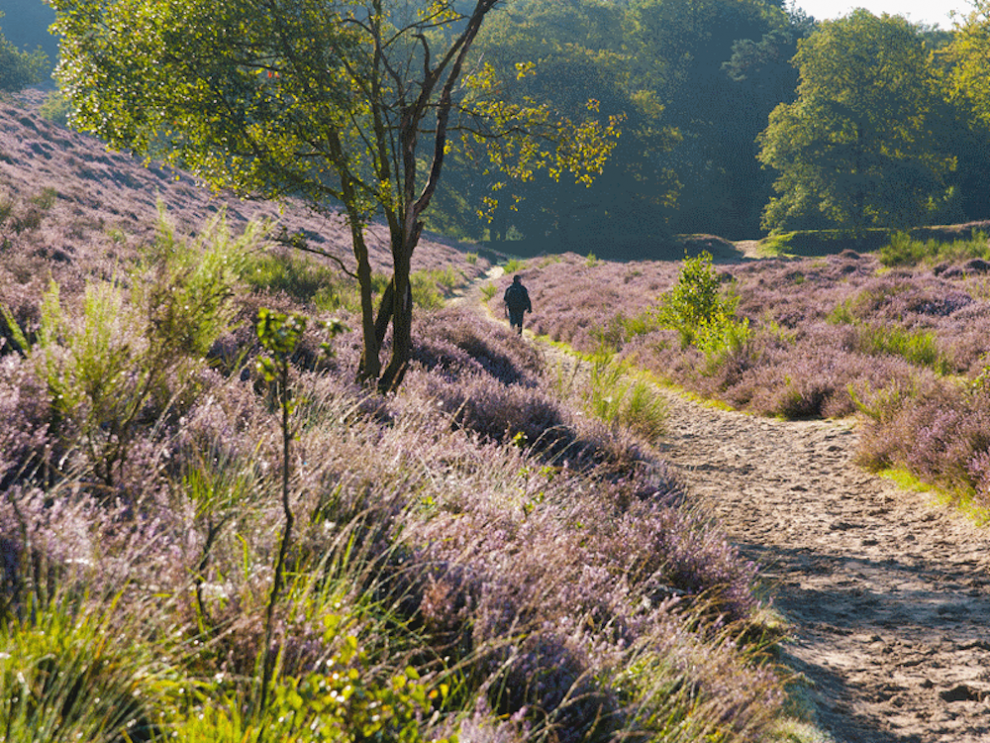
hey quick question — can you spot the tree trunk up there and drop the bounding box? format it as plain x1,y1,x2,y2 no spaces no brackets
373,280,395,349
378,252,413,394
353,225,381,384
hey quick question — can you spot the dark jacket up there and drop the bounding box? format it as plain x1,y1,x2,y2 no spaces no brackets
503,282,532,313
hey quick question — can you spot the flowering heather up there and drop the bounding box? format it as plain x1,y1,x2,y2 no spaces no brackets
0,96,487,325
508,248,990,509
0,97,782,743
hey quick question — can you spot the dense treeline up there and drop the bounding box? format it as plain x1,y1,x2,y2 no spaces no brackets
429,0,990,254
9,0,990,255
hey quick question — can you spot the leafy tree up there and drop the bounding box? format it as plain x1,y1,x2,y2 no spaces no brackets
630,0,799,238
757,11,958,232
0,12,49,92
52,0,619,392
429,0,687,256
938,0,990,219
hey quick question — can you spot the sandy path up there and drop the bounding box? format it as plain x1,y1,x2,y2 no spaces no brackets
464,268,989,741
658,392,990,743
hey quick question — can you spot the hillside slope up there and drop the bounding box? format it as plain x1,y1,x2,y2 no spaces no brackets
1,90,475,320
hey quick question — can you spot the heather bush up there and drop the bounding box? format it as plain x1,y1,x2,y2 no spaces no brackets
855,380,990,509
0,354,49,485
12,211,246,487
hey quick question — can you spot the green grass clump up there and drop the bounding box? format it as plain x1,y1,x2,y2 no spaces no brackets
878,230,990,267
411,267,462,309
586,354,666,440
856,324,950,375
1,597,166,743
241,251,340,305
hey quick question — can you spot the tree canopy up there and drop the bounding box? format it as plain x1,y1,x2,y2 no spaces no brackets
0,12,49,92
757,11,958,232
52,0,620,391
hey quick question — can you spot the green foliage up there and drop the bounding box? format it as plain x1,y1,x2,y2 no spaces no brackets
52,0,620,391
14,210,245,485
878,230,990,267
39,89,73,127
586,353,666,440
695,308,752,364
856,324,950,375
590,311,658,353
410,267,462,310
758,11,958,232
137,210,247,359
654,251,748,359
0,15,49,92
942,0,990,131
241,251,340,306
480,283,497,302
504,258,525,273
0,597,164,743
168,626,453,743
254,306,346,713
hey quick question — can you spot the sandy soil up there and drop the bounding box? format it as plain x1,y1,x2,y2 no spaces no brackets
658,392,990,743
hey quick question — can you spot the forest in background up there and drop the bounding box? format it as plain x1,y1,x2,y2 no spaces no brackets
4,0,990,257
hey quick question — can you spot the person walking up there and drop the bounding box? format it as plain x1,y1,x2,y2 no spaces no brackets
503,274,532,335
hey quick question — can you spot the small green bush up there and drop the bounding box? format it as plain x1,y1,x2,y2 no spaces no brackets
654,250,749,360
16,209,246,485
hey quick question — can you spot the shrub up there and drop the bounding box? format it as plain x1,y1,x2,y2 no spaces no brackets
654,251,749,359
856,380,990,508
14,210,245,485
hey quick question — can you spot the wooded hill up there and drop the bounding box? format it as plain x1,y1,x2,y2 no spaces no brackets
5,0,990,259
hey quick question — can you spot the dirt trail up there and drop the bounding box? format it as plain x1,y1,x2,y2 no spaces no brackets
658,393,990,743
465,266,990,742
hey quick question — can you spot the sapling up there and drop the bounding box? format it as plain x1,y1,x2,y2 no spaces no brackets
253,307,346,716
